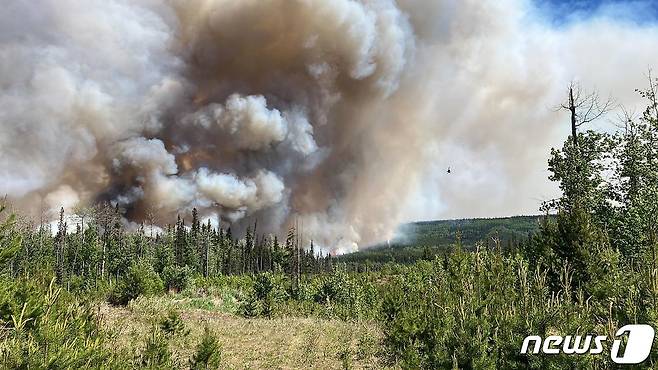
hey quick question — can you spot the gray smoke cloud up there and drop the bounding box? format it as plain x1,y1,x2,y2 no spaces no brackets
2,0,658,252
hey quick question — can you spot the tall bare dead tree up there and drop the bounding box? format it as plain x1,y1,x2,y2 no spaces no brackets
560,82,613,148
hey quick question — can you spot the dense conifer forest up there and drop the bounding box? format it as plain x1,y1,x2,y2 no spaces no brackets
2,80,658,368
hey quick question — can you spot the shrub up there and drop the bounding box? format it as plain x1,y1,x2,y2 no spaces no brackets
311,269,379,320
254,272,275,300
0,278,120,368
189,326,222,369
109,262,164,306
253,272,288,317
159,310,190,337
0,278,45,332
140,330,173,368
240,293,262,318
161,265,193,293
379,250,625,369
314,269,351,305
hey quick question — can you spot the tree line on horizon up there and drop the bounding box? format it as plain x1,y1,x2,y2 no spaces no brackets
10,204,334,292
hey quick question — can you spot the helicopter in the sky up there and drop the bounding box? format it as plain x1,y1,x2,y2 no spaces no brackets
447,166,451,174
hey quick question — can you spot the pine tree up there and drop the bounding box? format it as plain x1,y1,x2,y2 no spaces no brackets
224,228,233,275
285,227,296,280
0,205,21,268
203,219,211,277
141,330,172,367
54,208,66,284
191,208,201,273
189,327,222,369
174,215,185,266
81,224,99,278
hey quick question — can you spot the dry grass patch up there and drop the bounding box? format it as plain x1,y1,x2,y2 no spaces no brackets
99,299,390,369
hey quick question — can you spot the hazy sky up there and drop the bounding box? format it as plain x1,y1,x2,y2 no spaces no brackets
397,0,658,222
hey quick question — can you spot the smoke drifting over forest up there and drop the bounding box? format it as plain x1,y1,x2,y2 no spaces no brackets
2,0,658,252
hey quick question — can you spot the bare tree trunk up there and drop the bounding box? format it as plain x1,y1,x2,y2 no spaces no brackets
649,230,658,308
570,87,578,147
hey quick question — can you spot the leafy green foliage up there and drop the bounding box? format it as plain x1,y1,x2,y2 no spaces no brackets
0,278,121,368
189,327,222,369
380,248,645,369
109,262,164,305
0,205,21,268
140,329,173,368
159,310,190,337
240,292,263,318
161,264,193,292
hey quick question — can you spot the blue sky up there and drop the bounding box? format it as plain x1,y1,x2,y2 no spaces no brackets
534,0,658,26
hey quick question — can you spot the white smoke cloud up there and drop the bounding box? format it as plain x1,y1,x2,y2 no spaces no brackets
184,94,290,151
195,168,284,211
44,185,80,214
114,137,178,175
1,0,658,251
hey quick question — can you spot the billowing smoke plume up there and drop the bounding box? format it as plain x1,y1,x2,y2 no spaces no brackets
2,0,658,252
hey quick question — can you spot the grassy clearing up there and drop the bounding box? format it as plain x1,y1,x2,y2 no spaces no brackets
99,295,389,369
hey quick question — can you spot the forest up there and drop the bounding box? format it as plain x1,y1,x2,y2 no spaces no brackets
1,78,658,369
338,216,541,267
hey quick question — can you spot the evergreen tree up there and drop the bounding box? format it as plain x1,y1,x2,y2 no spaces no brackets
0,205,21,269
174,215,186,267
54,208,66,284
190,327,222,369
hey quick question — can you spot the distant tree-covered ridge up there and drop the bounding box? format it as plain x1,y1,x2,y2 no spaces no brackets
338,215,545,266
397,215,542,247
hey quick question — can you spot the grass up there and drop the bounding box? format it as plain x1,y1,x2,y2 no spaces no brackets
99,295,388,369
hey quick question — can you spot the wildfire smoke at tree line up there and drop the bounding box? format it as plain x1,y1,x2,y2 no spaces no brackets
3,0,658,253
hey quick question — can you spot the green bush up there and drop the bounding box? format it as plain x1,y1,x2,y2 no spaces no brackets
378,249,645,369
159,309,190,337
140,329,173,368
254,272,289,317
311,269,379,320
240,292,262,318
254,272,275,300
161,265,193,293
314,269,351,305
189,326,222,369
109,262,164,306
0,278,125,368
